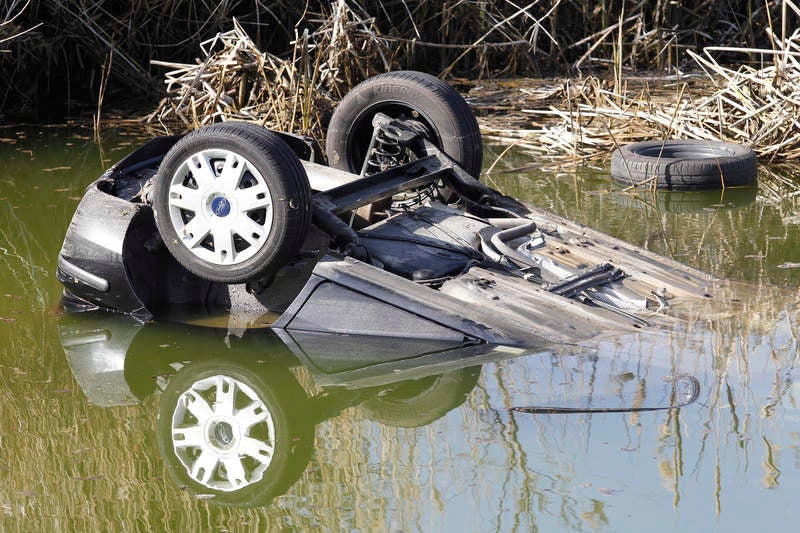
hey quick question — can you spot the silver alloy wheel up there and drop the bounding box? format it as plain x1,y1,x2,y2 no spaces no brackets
167,149,274,266
170,374,276,492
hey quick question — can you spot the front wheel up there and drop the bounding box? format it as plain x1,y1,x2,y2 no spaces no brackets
153,122,312,283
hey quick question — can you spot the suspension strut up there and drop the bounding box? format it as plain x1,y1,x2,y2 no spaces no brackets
359,113,429,177
360,128,404,176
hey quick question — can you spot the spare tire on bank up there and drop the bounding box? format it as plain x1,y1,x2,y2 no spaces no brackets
610,139,757,190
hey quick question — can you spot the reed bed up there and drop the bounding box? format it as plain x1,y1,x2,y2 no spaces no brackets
141,2,800,163
479,29,800,164
145,3,389,138
1,1,793,118
470,1,800,165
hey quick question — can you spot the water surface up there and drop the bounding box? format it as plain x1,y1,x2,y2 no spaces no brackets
1,126,800,531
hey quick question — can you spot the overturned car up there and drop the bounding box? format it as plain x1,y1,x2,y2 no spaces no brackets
58,71,728,348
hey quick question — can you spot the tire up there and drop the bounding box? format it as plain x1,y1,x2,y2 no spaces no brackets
326,71,483,178
156,358,313,507
359,366,480,428
153,122,312,283
610,139,757,190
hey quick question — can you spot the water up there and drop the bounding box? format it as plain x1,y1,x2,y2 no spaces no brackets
2,125,800,531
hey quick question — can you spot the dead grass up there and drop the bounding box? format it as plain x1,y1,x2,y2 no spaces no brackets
145,3,389,140
478,2,800,164
3,1,796,118
0,1,39,47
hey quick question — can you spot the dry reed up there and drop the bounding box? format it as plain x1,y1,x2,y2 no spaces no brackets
146,3,389,139
2,1,791,118
479,22,800,164
0,1,39,47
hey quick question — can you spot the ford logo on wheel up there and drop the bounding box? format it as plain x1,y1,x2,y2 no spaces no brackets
211,196,231,217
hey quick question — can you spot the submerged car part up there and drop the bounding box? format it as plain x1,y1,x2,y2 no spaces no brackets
511,374,700,414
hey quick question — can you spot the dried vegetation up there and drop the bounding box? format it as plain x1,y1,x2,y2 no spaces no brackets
0,1,38,47
139,0,800,164
5,0,800,178
0,1,792,117
477,1,800,163
146,4,389,139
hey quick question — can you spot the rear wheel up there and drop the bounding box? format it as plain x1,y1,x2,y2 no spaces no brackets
153,122,311,283
326,71,483,178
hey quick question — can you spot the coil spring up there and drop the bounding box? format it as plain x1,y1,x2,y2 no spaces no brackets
362,129,405,176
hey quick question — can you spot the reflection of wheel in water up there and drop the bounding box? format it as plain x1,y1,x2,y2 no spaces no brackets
170,374,276,492
360,366,481,428
156,359,313,506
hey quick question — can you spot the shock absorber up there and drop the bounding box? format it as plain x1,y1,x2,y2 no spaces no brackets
360,126,406,176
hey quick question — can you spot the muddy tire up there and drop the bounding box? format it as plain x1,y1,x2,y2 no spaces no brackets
326,71,483,178
153,122,311,283
610,139,757,190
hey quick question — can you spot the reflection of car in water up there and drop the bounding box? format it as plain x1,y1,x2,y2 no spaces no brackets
60,313,700,507
59,313,484,506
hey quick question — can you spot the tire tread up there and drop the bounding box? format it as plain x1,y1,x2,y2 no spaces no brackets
326,71,482,177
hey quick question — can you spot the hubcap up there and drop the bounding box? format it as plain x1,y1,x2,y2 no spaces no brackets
167,149,274,266
170,374,276,492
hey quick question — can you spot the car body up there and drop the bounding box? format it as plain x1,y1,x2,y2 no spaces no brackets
57,121,734,351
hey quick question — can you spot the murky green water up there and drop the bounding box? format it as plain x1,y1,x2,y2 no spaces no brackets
2,126,800,531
